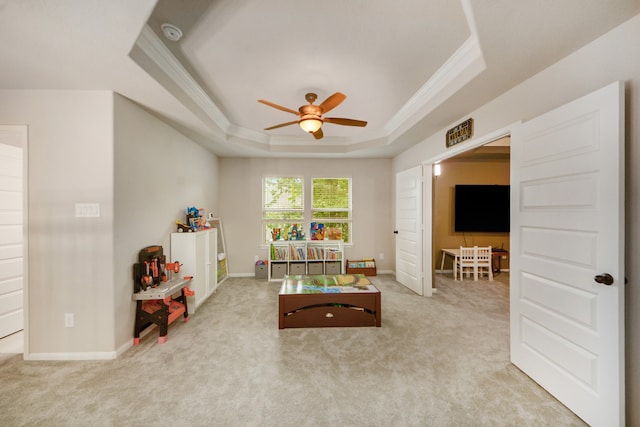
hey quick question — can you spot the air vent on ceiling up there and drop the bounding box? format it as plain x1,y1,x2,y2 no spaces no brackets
161,23,183,42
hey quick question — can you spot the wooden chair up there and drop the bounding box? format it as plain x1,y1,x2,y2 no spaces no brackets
476,246,493,281
456,246,477,281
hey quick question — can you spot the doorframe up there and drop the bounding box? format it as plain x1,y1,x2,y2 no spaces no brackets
420,122,518,294
0,125,28,357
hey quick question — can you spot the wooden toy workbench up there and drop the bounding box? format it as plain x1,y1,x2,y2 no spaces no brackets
132,277,193,344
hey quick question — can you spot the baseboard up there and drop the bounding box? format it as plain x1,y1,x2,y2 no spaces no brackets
116,339,133,358
26,350,118,361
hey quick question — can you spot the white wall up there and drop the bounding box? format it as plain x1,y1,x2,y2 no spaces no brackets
0,90,115,355
113,94,219,352
393,14,640,425
218,157,392,275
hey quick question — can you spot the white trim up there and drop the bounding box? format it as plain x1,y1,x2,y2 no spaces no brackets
421,123,517,166
421,123,517,300
0,125,28,358
26,351,118,361
385,35,486,135
134,26,231,132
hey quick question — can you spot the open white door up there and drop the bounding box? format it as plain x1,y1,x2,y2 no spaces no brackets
0,126,26,339
510,81,624,426
395,166,423,295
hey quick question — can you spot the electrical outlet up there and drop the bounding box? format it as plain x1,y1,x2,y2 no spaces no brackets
65,313,74,328
254,255,259,262
379,253,384,260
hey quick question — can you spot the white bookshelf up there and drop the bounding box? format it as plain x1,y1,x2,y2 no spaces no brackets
268,240,344,281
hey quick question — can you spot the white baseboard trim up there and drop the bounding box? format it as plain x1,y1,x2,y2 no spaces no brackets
116,339,133,358
231,272,254,278
26,351,118,361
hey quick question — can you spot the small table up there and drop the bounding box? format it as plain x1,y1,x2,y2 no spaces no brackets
132,277,193,344
278,274,381,329
440,248,509,278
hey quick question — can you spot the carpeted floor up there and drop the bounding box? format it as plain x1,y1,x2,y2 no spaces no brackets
0,274,587,426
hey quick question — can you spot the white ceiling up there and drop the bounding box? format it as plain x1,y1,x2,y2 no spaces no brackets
2,0,640,158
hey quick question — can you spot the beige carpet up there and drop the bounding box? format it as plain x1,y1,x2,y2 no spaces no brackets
0,274,587,426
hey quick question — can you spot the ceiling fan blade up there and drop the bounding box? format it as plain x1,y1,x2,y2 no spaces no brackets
264,120,299,130
324,117,368,127
318,92,346,114
258,99,299,116
312,127,324,139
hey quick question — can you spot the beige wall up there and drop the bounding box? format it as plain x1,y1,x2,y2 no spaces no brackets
113,94,219,352
433,159,510,272
393,14,640,425
0,90,115,355
218,157,393,275
0,91,219,358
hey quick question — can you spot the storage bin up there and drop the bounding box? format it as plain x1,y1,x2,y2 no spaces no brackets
307,262,323,275
325,261,342,275
255,263,268,279
271,263,287,279
289,262,306,275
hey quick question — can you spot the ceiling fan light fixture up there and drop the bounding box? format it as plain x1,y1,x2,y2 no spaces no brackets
299,116,322,133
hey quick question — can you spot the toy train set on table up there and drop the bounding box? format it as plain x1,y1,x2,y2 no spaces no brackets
132,245,194,344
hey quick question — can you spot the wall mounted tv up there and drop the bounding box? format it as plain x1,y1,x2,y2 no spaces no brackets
454,184,510,232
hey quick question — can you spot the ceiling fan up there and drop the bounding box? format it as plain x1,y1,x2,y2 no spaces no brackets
258,92,367,140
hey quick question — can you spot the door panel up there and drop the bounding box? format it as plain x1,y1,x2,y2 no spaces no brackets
510,81,624,426
395,166,422,295
0,131,24,339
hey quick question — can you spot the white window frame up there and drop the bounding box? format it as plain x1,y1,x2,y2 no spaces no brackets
262,176,304,243
311,177,352,244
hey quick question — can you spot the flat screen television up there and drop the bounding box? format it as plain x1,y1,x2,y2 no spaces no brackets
454,184,510,232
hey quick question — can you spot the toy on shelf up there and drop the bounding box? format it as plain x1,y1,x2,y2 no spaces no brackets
310,222,325,240
326,227,342,240
270,224,305,241
181,206,210,232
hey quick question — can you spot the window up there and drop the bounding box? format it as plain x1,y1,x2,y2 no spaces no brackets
263,177,304,242
262,176,352,243
311,178,351,243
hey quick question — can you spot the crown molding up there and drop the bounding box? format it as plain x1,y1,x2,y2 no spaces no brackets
384,35,485,135
134,25,231,132
133,24,484,155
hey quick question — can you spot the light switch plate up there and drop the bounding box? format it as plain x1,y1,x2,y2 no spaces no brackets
75,203,100,217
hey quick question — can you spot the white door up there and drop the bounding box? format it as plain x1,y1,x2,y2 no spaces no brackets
0,127,26,339
510,81,624,426
395,166,423,295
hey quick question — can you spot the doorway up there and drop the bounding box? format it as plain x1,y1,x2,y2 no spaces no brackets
0,125,27,355
431,136,511,282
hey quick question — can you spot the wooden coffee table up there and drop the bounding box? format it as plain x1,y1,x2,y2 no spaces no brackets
278,274,381,329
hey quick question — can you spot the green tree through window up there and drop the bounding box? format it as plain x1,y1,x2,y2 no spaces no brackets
263,177,352,243
263,177,304,242
312,178,351,243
